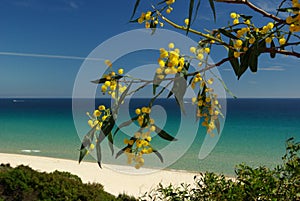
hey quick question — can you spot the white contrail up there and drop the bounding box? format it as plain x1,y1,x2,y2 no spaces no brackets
0,51,105,61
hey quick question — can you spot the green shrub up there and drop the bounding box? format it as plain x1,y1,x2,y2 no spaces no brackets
141,137,300,201
0,164,136,201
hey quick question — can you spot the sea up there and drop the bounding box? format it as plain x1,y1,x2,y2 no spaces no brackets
0,98,300,176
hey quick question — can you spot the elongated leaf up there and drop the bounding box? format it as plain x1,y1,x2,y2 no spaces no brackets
238,50,250,79
91,75,123,84
209,69,237,98
108,132,114,155
154,124,177,141
239,14,253,20
249,50,258,72
78,148,88,164
96,141,102,168
130,0,141,20
141,114,150,128
113,116,138,137
172,75,187,114
219,29,238,40
208,0,216,22
193,0,202,23
228,40,240,77
215,118,221,134
101,115,115,136
150,20,157,35
258,39,266,54
153,72,165,95
153,149,164,163
115,146,128,159
270,40,276,58
115,137,135,159
118,81,132,107
91,78,107,84
186,0,194,35
78,125,97,163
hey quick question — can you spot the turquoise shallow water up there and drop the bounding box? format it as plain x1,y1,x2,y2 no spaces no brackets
0,98,299,176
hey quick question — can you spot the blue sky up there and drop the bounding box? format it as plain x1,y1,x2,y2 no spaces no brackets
0,0,299,98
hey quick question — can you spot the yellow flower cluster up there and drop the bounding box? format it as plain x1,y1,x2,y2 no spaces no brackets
189,46,210,66
135,107,152,126
101,60,126,100
123,106,155,169
228,12,281,58
124,132,153,169
285,0,300,32
155,43,185,79
165,0,175,5
230,12,240,25
86,105,109,130
138,11,164,28
191,73,203,89
191,78,222,135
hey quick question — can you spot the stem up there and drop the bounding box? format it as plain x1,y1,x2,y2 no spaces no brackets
154,10,230,48
215,0,285,24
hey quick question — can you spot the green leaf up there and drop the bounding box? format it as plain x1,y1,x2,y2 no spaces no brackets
118,81,132,107
186,0,194,35
78,125,97,164
239,14,253,20
193,0,202,23
150,20,157,35
115,137,135,159
249,46,259,73
219,29,238,39
153,72,165,95
228,40,240,77
270,40,276,59
154,124,177,141
96,140,102,168
91,75,123,84
209,69,237,98
153,149,164,163
78,148,88,164
208,0,216,22
129,17,139,23
249,50,258,72
115,146,128,159
130,0,141,20
215,118,220,134
108,132,114,156
172,75,187,114
258,39,266,54
90,78,107,84
113,116,138,137
141,113,150,128
101,115,115,137
238,50,250,79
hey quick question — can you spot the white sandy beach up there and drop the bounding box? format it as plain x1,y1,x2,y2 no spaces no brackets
0,153,197,198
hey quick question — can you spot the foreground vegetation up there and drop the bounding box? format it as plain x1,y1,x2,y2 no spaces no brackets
0,164,136,201
1,138,299,200
141,138,300,200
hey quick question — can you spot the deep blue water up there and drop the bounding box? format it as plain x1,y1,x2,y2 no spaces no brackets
0,98,299,176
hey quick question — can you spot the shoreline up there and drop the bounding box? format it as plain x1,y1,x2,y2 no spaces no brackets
0,153,199,197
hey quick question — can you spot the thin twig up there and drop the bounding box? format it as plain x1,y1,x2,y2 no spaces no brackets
215,0,285,24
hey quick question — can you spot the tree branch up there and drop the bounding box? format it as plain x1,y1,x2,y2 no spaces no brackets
215,0,285,24
263,48,300,58
154,9,231,49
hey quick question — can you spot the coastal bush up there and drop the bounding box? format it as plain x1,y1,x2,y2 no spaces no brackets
141,138,300,200
0,164,136,201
